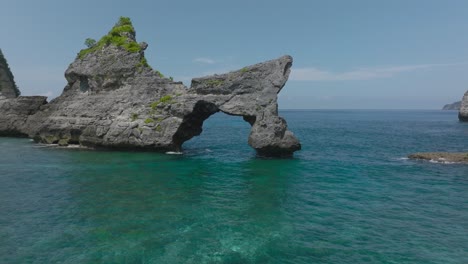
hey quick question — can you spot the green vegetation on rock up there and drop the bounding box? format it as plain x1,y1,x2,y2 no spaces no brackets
151,95,173,109
156,71,164,78
78,17,142,59
136,57,150,68
84,38,97,48
205,79,224,87
144,118,154,124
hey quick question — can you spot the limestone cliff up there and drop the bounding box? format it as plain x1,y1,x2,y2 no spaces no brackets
0,96,47,136
23,17,301,156
0,49,47,136
0,49,20,99
459,91,468,121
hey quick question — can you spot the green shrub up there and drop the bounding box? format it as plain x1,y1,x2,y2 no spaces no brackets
144,118,154,124
160,95,172,103
205,79,224,87
156,71,164,78
78,16,142,59
84,38,97,48
150,95,173,109
131,113,138,121
116,16,132,26
240,67,249,73
136,57,150,69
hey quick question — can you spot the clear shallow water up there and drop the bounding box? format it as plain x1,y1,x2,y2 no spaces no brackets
0,110,467,263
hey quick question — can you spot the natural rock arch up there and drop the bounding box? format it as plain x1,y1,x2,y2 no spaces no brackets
1,17,301,157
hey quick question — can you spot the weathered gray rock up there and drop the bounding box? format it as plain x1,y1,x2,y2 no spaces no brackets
442,101,461,110
408,152,468,164
0,49,20,99
0,49,46,136
0,96,47,136
459,91,468,121
22,17,301,156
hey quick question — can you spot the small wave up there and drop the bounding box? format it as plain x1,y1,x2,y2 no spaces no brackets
397,157,409,160
33,144,89,149
428,159,458,164
165,151,183,155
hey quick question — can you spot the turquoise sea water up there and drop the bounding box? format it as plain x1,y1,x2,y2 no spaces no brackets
0,110,467,263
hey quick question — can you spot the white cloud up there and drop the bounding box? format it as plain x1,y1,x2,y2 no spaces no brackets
290,62,466,81
193,57,216,64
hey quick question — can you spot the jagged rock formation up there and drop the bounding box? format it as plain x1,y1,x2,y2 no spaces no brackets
0,49,20,99
0,49,47,136
22,17,300,156
408,152,468,164
442,101,461,110
0,96,48,136
459,91,468,122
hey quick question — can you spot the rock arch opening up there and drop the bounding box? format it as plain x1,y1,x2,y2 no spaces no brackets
172,100,256,153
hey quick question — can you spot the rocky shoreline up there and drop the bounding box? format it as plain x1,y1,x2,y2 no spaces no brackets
0,17,301,157
408,152,468,164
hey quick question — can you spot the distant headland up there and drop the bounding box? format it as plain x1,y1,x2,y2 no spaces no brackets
442,101,461,110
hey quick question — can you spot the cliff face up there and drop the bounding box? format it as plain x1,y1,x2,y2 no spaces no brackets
459,91,468,122
0,49,47,136
0,96,47,136
442,101,461,110
24,17,301,156
0,49,20,99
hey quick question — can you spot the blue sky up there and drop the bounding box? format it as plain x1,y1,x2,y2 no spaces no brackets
1,0,468,109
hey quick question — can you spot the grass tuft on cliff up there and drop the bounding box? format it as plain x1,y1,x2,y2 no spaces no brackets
78,17,142,59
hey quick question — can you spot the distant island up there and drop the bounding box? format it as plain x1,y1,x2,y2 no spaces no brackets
442,101,461,110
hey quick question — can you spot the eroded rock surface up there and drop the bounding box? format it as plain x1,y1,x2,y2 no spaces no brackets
459,91,468,121
0,49,46,136
22,17,300,156
408,152,468,164
0,49,20,99
0,96,47,136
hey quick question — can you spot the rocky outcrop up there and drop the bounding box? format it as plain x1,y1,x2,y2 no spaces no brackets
0,49,20,99
0,49,46,136
0,96,47,136
459,91,468,121
408,152,468,164
21,17,300,156
442,101,461,110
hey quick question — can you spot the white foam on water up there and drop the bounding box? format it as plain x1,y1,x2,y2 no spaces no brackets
428,159,458,164
165,151,183,155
